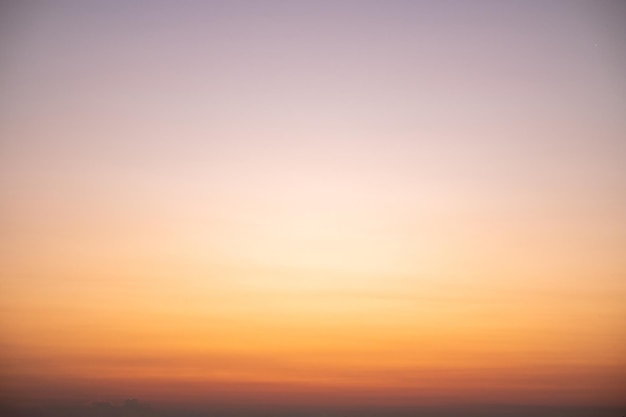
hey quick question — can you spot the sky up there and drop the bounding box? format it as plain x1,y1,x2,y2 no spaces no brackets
1,0,625,415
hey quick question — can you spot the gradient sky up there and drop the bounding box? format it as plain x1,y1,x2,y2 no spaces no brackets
1,0,625,412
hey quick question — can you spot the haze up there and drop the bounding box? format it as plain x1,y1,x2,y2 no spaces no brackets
1,1,625,416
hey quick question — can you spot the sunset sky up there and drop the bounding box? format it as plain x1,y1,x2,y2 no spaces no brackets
1,0,625,414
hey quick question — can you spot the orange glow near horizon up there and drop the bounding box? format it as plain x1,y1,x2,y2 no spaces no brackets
1,1,625,412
